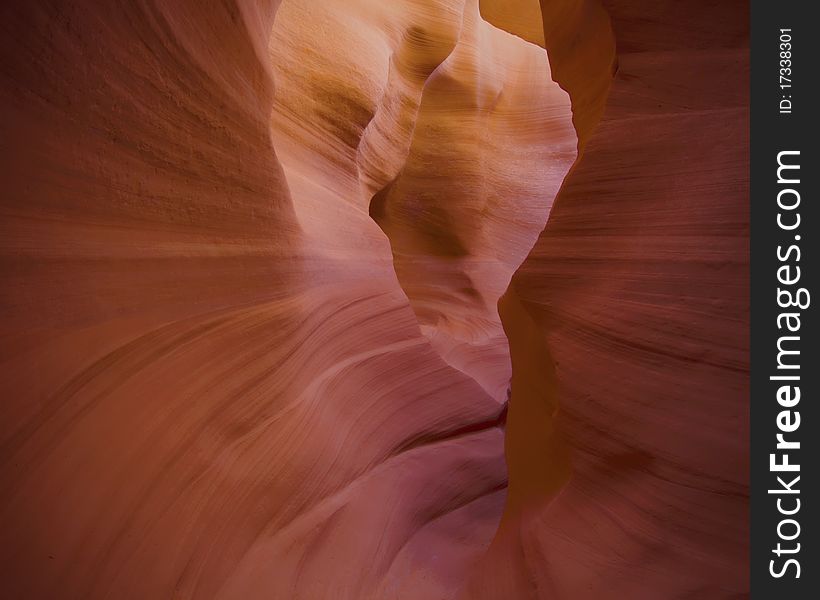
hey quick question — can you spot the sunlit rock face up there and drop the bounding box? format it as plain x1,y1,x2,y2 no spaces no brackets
1,0,570,599
0,0,748,599
268,0,576,403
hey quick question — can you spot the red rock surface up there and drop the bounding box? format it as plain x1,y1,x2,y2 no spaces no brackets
0,0,748,599
467,1,749,598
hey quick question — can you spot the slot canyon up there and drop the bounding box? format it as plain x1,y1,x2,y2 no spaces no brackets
0,0,749,599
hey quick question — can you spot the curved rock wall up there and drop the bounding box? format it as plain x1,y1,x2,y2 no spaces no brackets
0,0,570,598
268,0,576,402
0,0,749,599
470,0,749,598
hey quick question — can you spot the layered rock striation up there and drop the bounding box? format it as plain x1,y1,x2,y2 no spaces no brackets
470,1,749,598
0,0,749,599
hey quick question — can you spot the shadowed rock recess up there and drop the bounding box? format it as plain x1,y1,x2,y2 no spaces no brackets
0,0,748,599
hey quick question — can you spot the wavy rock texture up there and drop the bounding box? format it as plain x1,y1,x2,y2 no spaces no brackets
0,0,748,599
467,1,749,599
0,0,565,598
268,0,576,403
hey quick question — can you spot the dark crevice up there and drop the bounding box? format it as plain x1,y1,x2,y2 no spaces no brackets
390,399,509,458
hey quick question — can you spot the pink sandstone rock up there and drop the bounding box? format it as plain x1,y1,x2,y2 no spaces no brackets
0,0,749,598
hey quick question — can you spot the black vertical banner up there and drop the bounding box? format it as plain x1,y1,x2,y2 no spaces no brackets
751,2,818,597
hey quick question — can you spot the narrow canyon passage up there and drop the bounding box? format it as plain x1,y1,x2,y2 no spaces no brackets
223,1,579,596
0,0,749,599
267,0,577,404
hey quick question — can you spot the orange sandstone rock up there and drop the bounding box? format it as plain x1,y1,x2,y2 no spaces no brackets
0,0,749,598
